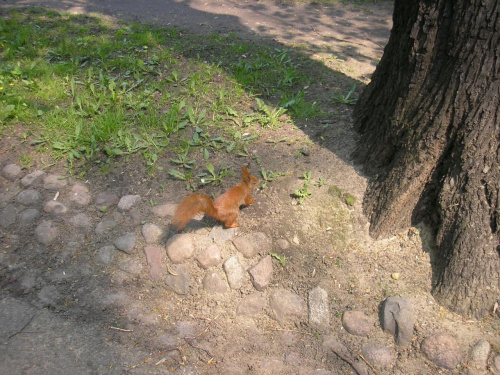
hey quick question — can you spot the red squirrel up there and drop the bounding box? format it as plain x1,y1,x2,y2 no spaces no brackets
171,166,260,230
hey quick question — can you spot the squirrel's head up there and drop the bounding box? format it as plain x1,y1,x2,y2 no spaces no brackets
241,166,260,187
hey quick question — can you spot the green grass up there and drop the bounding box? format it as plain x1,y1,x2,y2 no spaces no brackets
0,7,325,175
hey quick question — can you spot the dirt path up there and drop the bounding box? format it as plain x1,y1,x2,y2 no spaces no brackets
1,1,499,375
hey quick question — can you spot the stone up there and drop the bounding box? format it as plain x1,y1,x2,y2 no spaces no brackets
469,338,490,371
143,245,165,281
37,285,62,307
16,189,41,207
208,225,239,242
248,255,273,291
20,170,45,187
276,238,290,249
43,200,68,216
493,354,500,373
95,245,115,265
223,255,247,289
118,259,143,275
43,174,68,190
382,296,414,346
0,204,17,228
2,164,22,180
35,220,59,245
94,193,119,211
117,194,140,212
113,233,136,254
151,203,176,218
236,293,266,316
69,183,91,206
361,343,395,370
166,234,194,263
233,232,272,258
269,289,307,324
95,219,118,236
308,286,329,329
165,264,191,295
421,333,462,370
342,310,374,337
196,243,222,269
19,208,40,226
203,271,228,294
141,223,164,244
0,297,36,345
68,213,92,229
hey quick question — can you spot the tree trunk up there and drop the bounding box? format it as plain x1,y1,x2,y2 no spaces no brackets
353,0,499,318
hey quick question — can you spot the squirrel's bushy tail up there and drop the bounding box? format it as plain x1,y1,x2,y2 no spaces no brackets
171,193,218,230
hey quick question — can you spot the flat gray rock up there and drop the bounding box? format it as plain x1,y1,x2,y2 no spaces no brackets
248,255,273,291
19,208,40,226
236,293,266,316
196,243,222,269
223,255,247,289
16,189,42,207
269,289,307,324
150,203,176,218
382,296,414,346
0,297,36,345
361,343,395,370
35,220,59,245
69,183,91,206
233,232,272,258
43,174,68,190
94,193,119,210
469,338,490,371
95,245,115,265
117,194,140,212
113,233,136,254
2,163,22,180
308,286,330,329
43,200,68,216
37,285,62,308
342,310,374,337
208,225,239,242
68,213,92,229
166,234,194,263
141,222,164,244
118,259,144,275
20,170,45,187
421,333,462,370
203,271,228,294
95,219,118,236
165,264,191,295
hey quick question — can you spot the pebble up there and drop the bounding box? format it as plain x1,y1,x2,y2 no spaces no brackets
342,310,374,337
43,200,68,216
165,264,191,295
223,255,247,289
361,343,395,370
69,183,91,206
43,174,68,190
469,338,490,371
94,193,119,210
382,296,414,346
195,243,222,269
421,333,462,370
248,255,273,291
35,220,59,245
68,213,92,229
233,232,272,258
2,164,22,181
276,238,290,249
308,286,330,329
19,208,40,225
150,203,176,218
269,289,307,324
236,293,266,316
141,223,164,244
113,233,136,254
117,194,140,212
95,245,115,265
95,219,118,236
0,204,17,228
20,170,45,187
143,245,165,281
203,271,228,294
118,259,143,275
166,234,194,263
16,189,42,207
208,225,239,242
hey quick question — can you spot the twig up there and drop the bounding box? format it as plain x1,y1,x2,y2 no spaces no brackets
360,354,379,375
109,326,133,332
8,314,35,339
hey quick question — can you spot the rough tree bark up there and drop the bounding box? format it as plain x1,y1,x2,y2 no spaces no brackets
353,0,499,318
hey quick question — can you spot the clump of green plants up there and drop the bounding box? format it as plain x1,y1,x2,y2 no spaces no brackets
328,185,356,206
270,252,287,266
332,84,357,105
292,170,312,204
260,168,287,189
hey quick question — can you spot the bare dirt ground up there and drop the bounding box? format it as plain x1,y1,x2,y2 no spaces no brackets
1,1,499,374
